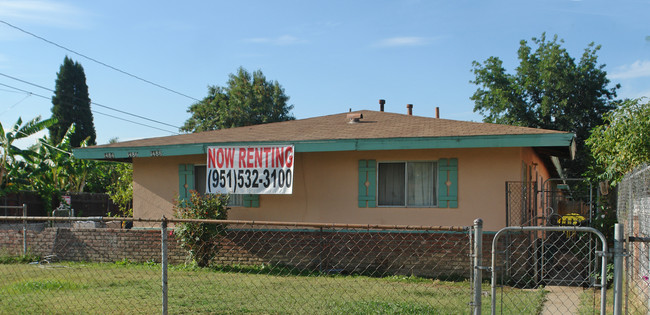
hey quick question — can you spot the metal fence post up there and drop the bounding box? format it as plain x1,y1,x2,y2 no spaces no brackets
473,218,483,315
614,223,624,315
22,203,27,255
161,217,168,315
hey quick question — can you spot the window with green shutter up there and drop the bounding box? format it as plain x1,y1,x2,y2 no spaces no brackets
377,161,437,207
358,160,376,208
178,164,195,202
437,158,458,208
362,158,458,208
243,194,260,208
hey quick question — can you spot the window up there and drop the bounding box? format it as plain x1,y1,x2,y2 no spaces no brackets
193,165,244,207
378,161,437,207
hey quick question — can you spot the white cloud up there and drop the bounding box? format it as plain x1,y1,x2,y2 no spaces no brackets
610,60,650,79
374,36,437,48
0,0,86,28
243,35,306,46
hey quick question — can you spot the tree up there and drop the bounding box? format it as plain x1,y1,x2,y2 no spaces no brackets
106,162,133,217
470,33,620,178
181,67,295,132
49,56,96,147
173,191,229,267
0,116,55,194
587,98,650,184
28,125,94,212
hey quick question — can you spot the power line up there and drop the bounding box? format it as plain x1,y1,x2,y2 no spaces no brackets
0,19,201,102
0,72,181,130
0,82,179,134
93,110,178,134
1,93,32,116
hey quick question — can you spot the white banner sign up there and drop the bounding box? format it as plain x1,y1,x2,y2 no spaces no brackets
206,145,294,194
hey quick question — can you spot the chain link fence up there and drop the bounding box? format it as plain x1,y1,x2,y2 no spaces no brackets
2,215,629,314
618,164,650,314
1,216,485,314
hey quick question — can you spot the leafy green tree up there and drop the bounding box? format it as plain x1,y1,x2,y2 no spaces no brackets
106,162,133,217
173,191,229,267
0,116,55,194
76,137,133,216
181,67,295,132
49,56,96,147
34,125,91,192
84,139,125,194
587,98,650,184
28,125,94,212
470,33,620,178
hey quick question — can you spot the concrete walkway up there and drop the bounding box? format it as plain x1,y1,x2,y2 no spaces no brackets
541,286,584,315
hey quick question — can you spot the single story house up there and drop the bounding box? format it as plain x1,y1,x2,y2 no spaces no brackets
73,107,575,231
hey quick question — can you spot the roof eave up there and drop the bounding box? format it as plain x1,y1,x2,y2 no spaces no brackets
73,133,576,161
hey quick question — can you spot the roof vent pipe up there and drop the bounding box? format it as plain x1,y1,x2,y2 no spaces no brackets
379,99,385,112
406,104,413,116
435,107,440,118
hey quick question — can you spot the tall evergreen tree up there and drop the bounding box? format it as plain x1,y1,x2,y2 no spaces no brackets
49,56,96,147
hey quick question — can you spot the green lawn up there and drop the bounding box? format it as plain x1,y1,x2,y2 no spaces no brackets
0,262,546,314
579,284,650,315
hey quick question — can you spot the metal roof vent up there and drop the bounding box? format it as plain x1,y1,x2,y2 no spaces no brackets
347,113,363,123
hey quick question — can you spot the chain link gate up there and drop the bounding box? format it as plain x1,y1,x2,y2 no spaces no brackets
489,226,608,314
505,181,538,227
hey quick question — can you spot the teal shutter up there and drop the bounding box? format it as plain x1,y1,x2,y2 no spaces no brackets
438,158,458,208
243,194,260,208
358,160,377,208
178,164,195,201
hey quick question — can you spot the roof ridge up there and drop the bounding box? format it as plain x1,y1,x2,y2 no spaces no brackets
87,109,570,149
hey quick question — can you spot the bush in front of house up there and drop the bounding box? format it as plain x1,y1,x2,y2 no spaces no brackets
173,191,229,267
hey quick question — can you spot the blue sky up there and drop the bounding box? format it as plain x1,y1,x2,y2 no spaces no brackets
1,0,649,147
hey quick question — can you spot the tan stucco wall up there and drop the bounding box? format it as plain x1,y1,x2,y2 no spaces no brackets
133,147,555,231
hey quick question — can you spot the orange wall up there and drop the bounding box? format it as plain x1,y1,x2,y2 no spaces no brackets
132,147,555,231
519,147,555,221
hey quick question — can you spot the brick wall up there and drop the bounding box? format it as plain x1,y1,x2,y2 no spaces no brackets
0,226,184,263
210,229,473,278
1,226,477,279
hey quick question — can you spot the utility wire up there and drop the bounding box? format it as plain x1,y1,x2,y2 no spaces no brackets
0,19,201,102
93,110,178,134
0,82,179,134
1,93,32,116
0,72,181,130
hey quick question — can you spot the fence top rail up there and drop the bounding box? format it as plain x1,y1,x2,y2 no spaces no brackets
0,205,25,209
0,216,469,232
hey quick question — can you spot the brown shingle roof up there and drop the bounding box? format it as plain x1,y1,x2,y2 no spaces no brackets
93,110,567,149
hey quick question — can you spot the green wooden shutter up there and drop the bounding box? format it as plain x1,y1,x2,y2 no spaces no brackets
178,164,195,201
358,160,377,208
438,158,458,208
243,194,260,208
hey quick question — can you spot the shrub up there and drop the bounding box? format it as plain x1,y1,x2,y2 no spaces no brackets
173,191,229,267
